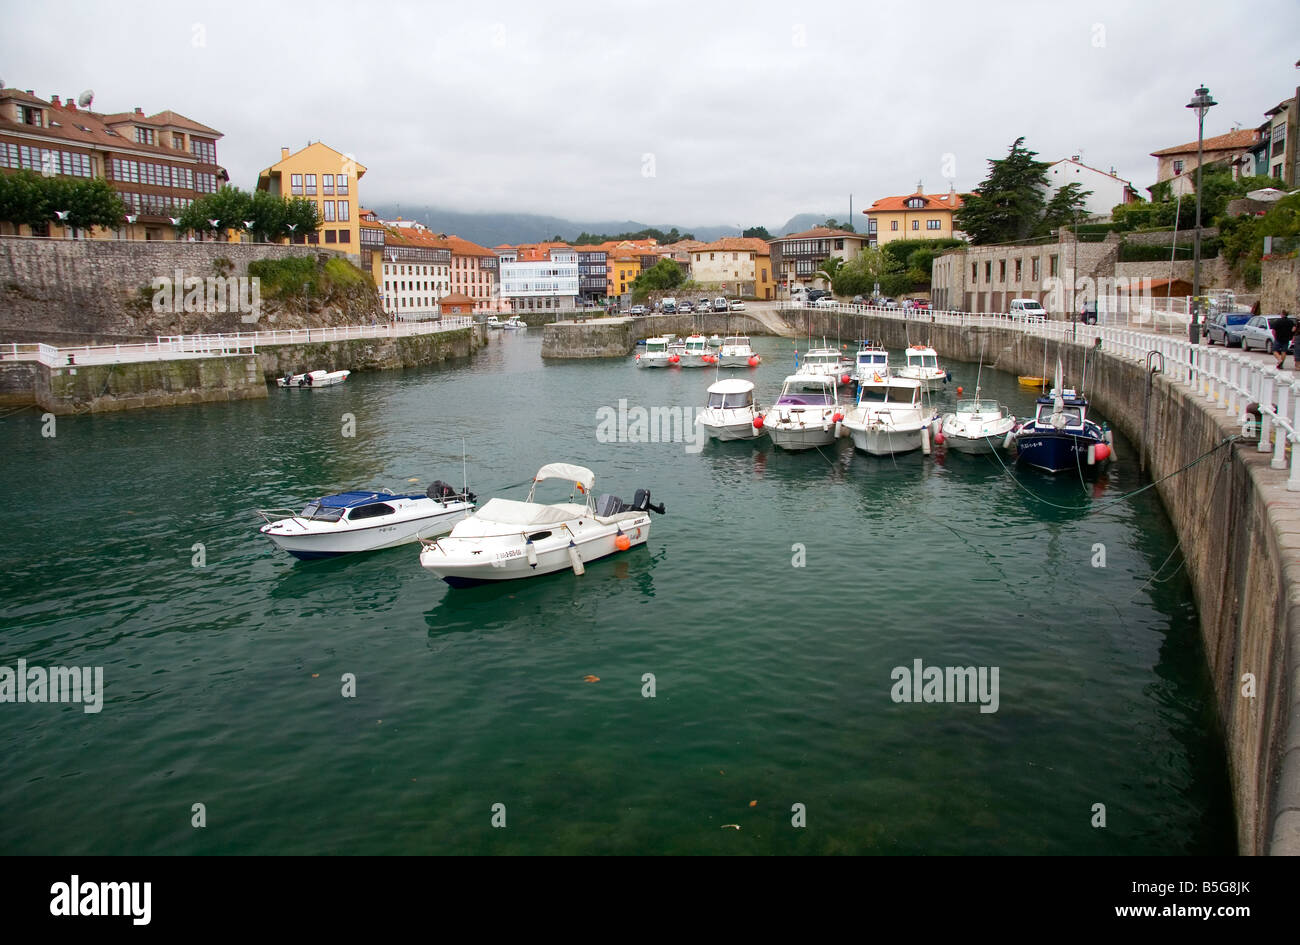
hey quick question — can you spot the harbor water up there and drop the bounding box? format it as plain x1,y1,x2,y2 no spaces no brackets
0,331,1234,854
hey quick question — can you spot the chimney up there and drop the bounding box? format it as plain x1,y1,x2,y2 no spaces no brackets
51,95,61,106
134,107,143,116
67,100,77,111
1071,154,1080,162
280,147,289,160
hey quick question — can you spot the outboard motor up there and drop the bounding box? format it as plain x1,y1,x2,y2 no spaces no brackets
630,489,666,515
426,480,465,503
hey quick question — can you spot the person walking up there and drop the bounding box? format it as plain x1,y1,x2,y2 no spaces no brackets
1272,310,1295,369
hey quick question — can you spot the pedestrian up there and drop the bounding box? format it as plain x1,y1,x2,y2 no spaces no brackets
1272,310,1295,369
1251,300,1261,316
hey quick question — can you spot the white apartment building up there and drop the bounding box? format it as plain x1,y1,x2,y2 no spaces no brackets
499,249,579,312
1045,158,1140,220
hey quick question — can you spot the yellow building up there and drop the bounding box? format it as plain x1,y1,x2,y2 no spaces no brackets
256,142,366,250
863,185,964,246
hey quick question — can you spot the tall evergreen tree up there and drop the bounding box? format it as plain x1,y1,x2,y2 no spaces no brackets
953,137,1051,244
1037,182,1093,236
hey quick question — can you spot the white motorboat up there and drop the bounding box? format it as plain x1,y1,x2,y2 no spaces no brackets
707,334,723,347
759,373,843,451
636,336,676,368
718,335,761,367
700,378,762,441
800,344,853,385
938,389,1016,454
501,316,527,330
419,463,665,587
276,369,351,388
852,341,889,386
841,375,938,456
257,481,476,559
896,345,949,390
677,333,718,367
486,316,504,329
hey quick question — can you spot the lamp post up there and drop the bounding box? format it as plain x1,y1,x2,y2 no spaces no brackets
243,220,255,244
124,214,137,241
1186,84,1216,344
54,209,71,238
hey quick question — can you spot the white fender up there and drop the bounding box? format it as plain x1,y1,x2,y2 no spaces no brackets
921,424,931,455
526,539,539,569
1087,443,1097,466
567,541,585,576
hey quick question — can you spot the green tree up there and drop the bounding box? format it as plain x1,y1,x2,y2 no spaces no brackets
953,137,1051,244
246,189,288,242
1037,182,1093,236
742,225,773,240
632,258,683,291
833,246,906,297
0,171,125,232
283,197,322,239
823,218,856,233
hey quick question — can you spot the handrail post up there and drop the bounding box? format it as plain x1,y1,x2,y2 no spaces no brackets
1273,380,1290,469
1291,379,1300,491
1259,369,1274,452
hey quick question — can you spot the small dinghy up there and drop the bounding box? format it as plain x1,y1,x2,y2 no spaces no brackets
257,480,476,559
419,463,665,587
277,369,350,388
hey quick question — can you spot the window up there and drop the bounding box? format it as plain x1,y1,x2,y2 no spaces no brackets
323,201,335,222
1050,255,1059,277
173,133,185,150
999,260,1006,281
912,220,920,230
337,201,349,222
891,221,899,231
323,175,334,195
18,105,43,126
1271,124,1285,157
305,174,317,195
1014,259,1022,280
868,220,877,234
971,263,977,280
135,127,155,145
927,219,942,230
291,174,303,195
339,230,350,243
1172,159,1184,175
336,175,348,195
905,197,925,209
1031,258,1040,281
325,230,337,243
191,139,216,163
985,262,992,282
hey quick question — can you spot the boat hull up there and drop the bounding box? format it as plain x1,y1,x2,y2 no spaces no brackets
845,424,924,455
421,517,651,585
718,354,758,367
1015,431,1102,474
637,356,673,368
764,422,837,450
262,505,473,558
896,369,947,391
701,411,761,440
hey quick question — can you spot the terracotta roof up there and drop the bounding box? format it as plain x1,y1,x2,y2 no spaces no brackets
0,90,223,159
693,237,772,255
1151,128,1261,157
146,110,221,136
864,192,964,213
772,226,863,241
439,292,475,305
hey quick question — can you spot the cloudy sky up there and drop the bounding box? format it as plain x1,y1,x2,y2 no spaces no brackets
3,0,1297,228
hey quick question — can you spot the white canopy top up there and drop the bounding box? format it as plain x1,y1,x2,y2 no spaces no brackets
533,462,595,491
469,498,583,528
707,378,755,394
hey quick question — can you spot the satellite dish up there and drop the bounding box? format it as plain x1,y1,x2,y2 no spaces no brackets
77,89,94,108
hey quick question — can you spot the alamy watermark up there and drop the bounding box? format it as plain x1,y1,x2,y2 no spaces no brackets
596,399,707,454
890,659,999,713
151,270,262,323
0,659,103,714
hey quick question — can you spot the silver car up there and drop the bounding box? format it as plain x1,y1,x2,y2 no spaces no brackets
1241,315,1278,352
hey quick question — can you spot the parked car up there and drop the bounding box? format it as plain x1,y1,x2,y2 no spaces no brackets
1241,315,1277,352
678,300,693,313
813,296,838,308
884,298,899,310
1009,298,1047,320
806,289,830,303
730,299,746,311
661,297,677,314
629,304,647,316
912,299,931,311
1204,311,1252,346
851,295,867,305
698,298,712,311
713,297,729,312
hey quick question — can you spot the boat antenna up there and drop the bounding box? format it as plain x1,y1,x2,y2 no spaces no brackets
974,336,985,400
462,437,468,496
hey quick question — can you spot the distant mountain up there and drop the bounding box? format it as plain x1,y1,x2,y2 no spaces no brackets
365,205,743,248
774,213,846,236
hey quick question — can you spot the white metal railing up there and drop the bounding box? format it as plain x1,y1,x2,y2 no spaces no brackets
790,300,1300,491
1,318,475,367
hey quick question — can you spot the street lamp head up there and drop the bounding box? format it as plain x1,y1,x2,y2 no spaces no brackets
1186,85,1216,120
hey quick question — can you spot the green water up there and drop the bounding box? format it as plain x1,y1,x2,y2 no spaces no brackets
0,332,1234,854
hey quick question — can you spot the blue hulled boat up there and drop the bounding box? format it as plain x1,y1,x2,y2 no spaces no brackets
1013,388,1113,474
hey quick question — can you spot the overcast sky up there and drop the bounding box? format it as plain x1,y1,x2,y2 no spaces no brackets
3,0,1297,228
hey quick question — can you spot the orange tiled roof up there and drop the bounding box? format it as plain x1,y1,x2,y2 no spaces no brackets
865,192,964,213
439,292,476,305
1151,128,1261,157
0,89,223,159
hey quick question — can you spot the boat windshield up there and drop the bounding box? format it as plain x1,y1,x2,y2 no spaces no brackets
722,336,748,347
645,341,667,353
777,383,832,406
858,385,919,405
909,354,938,368
857,352,887,366
300,501,345,522
958,400,1000,413
708,391,754,408
1037,404,1083,424
685,338,709,352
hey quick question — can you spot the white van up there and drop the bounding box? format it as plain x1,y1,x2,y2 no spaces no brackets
1009,298,1047,321
661,297,677,314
